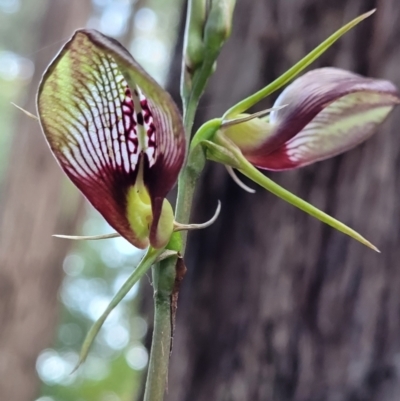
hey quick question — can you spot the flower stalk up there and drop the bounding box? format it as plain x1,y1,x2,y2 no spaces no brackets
144,3,238,399
142,88,203,401
143,257,177,401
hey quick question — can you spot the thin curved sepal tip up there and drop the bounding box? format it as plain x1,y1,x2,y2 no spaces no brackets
365,241,380,253
53,233,120,240
364,9,376,17
11,102,38,120
174,200,222,231
226,166,256,193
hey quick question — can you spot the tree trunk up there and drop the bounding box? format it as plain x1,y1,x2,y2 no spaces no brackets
0,1,91,400
167,1,400,400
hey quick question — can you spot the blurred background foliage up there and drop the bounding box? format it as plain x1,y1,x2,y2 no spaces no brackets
0,0,182,400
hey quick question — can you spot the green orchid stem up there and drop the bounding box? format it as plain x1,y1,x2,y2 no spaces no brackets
75,246,161,371
143,258,176,401
177,71,220,247
183,54,218,147
143,279,171,401
143,35,216,401
238,158,379,252
143,97,206,401
144,3,238,397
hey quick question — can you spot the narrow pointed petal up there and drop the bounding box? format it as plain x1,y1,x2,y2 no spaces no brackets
75,247,161,369
238,158,379,251
224,10,376,118
245,68,399,170
37,30,185,249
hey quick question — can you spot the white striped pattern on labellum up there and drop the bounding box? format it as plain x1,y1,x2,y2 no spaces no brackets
37,30,185,248
42,53,157,181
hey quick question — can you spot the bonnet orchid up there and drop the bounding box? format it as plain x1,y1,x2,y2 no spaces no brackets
192,10,400,251
35,29,222,367
37,30,186,250
20,4,400,398
36,29,188,368
222,67,399,171
211,68,399,251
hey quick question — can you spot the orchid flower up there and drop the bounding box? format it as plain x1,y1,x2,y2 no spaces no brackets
34,29,226,366
37,29,186,250
222,67,399,171
191,11,400,251
200,67,399,251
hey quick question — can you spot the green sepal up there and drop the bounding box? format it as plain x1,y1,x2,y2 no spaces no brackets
237,157,379,252
224,9,376,118
73,246,163,372
190,118,222,152
204,128,379,251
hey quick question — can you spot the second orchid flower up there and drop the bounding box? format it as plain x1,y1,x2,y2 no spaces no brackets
192,13,399,251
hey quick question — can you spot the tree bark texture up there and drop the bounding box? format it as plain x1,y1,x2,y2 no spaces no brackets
0,1,91,400
167,1,400,400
